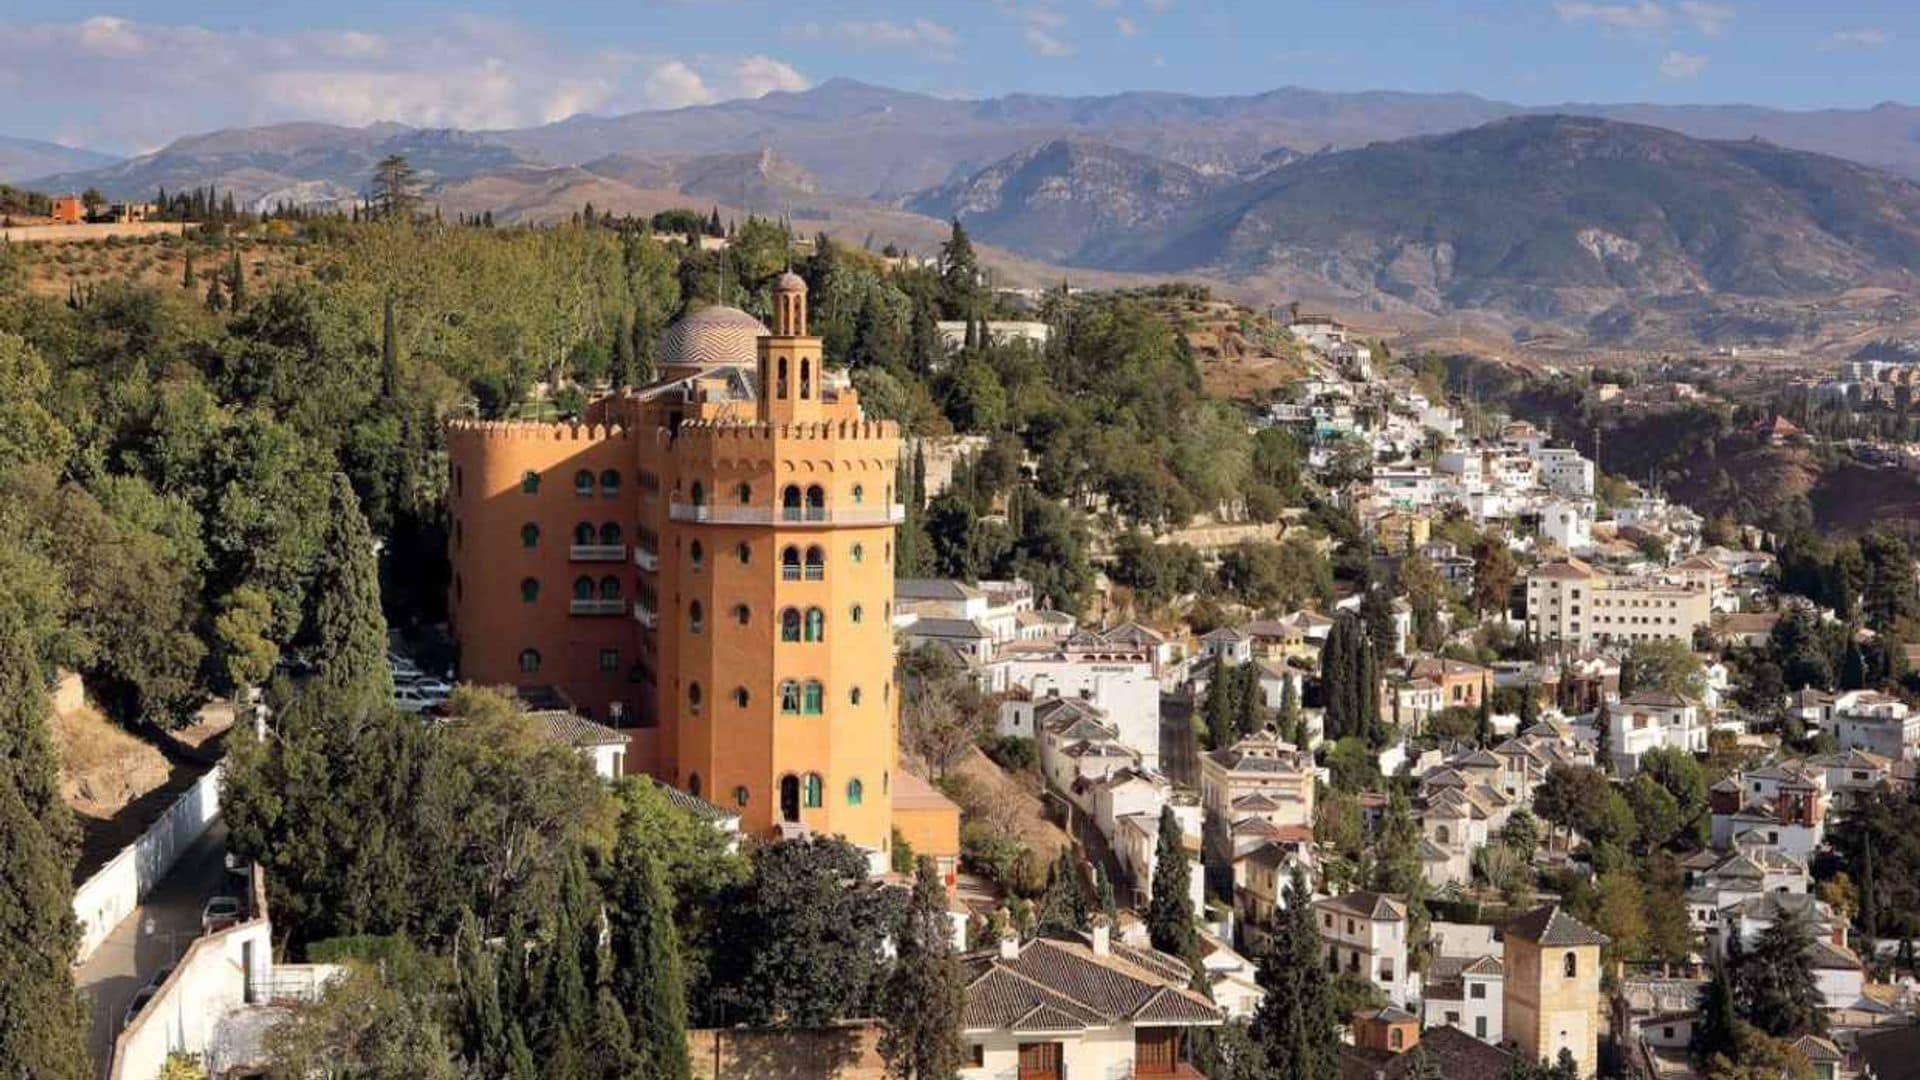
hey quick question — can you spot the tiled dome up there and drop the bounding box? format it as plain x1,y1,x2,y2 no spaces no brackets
657,305,770,368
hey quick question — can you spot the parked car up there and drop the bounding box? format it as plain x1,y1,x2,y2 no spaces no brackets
123,985,157,1029
392,685,436,714
201,896,243,934
401,675,452,700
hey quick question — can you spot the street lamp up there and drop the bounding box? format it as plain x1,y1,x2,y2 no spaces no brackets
142,916,181,964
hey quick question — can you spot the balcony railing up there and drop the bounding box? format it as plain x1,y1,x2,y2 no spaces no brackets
632,600,658,628
569,598,627,616
569,543,627,562
668,503,907,526
633,548,659,572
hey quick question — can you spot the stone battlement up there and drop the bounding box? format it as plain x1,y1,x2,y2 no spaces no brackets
445,419,633,443
665,418,898,444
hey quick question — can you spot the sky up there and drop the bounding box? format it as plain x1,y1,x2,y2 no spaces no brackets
1,0,1917,155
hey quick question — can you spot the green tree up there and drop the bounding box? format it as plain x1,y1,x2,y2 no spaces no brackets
211,586,279,697
879,858,967,1080
1037,849,1092,935
264,961,458,1079
937,219,980,319
1469,534,1517,618
1734,911,1827,1038
606,819,691,1080
303,473,392,705
1147,806,1199,971
1620,639,1707,700
370,154,422,221
1250,869,1342,1080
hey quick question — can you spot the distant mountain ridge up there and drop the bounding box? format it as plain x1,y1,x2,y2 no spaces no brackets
0,136,116,185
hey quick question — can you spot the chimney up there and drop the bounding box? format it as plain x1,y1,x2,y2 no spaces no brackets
1091,915,1112,957
999,931,1021,961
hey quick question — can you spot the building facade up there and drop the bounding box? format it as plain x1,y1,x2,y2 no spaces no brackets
1525,559,1712,652
446,277,954,860
1503,905,1608,1078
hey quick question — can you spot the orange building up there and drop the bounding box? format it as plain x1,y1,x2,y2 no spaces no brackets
50,193,87,224
447,275,957,867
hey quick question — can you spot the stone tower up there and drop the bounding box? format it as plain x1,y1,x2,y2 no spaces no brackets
1502,904,1609,1078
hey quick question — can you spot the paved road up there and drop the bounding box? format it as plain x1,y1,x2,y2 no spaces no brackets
76,821,235,1078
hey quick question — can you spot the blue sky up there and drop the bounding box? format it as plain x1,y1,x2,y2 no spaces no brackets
0,1,1914,153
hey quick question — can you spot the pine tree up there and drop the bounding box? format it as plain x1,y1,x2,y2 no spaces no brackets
1037,850,1091,934
1147,806,1199,970
1250,869,1341,1080
1735,910,1827,1037
204,273,224,313
303,473,392,704
879,858,967,1080
606,824,691,1080
0,608,89,1078
227,247,246,310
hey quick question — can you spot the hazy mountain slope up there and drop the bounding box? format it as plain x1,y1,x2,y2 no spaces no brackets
906,138,1224,264
1109,116,1920,319
0,136,116,184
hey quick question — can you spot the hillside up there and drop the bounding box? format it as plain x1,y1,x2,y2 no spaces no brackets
0,135,115,184
906,138,1223,265
1114,116,1920,320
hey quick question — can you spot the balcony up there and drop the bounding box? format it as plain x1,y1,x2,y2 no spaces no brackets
569,598,627,616
569,544,627,562
633,548,659,572
668,503,906,526
632,600,658,628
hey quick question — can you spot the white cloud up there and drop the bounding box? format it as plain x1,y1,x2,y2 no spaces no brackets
1678,1,1733,36
1116,15,1139,36
728,55,809,98
999,3,1074,57
817,18,959,58
643,61,717,109
0,14,808,150
1825,27,1888,48
1025,26,1075,56
1144,0,1174,10
1660,49,1708,78
1555,1,1669,31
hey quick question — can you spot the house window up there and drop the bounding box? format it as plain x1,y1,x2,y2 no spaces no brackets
781,546,802,581
690,540,704,569
733,687,749,707
688,773,701,798
521,522,540,548
521,470,540,494
734,785,750,807
575,521,596,546
737,541,751,564
780,680,801,714
1389,1030,1404,1051
599,648,619,672
804,773,823,808
521,578,540,603
1470,983,1486,1000
599,469,621,494
805,485,825,519
574,576,594,601
518,648,541,673
852,483,865,504
599,576,621,601
733,603,751,626
804,607,825,642
803,681,824,715
689,601,704,633
850,687,862,706
1563,952,1578,978
1446,1012,1460,1025
968,1045,984,1068
600,522,622,545
1475,1017,1487,1039
574,469,594,495
736,482,752,505
781,608,802,642
852,543,864,564
688,682,702,716
804,545,825,581
690,481,706,507
850,604,864,624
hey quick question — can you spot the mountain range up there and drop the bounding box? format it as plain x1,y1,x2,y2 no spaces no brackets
22,80,1920,338
0,136,116,184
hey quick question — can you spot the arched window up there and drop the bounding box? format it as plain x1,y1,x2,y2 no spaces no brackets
573,576,594,600
734,785,750,807
689,601,704,633
781,608,802,642
781,546,802,581
851,543,865,564
737,542,752,564
804,608,825,643
803,680,824,715
736,482,752,505
850,604,864,624
599,469,620,493
521,578,540,603
690,540,704,569
521,470,540,494
850,687,863,706
733,686,750,707
1563,952,1578,978
884,770,889,794
688,682,702,715
852,483,865,505
780,680,801,714
782,485,802,521
805,485,825,519
776,357,789,398
800,358,813,400
574,522,596,545
518,648,542,673
803,773,823,808
804,546,825,581
599,576,621,601
847,778,864,806
688,773,702,798
600,522,622,545
733,603,750,626
690,481,707,507
574,469,594,495
521,522,540,548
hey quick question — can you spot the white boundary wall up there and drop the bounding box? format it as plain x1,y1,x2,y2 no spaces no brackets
72,764,223,963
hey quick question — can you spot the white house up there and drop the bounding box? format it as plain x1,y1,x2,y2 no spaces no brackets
1314,891,1412,1006
1606,691,1706,776
1421,955,1504,1045
1832,690,1919,761
1539,497,1595,553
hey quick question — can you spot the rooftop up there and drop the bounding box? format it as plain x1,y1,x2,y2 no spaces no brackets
1504,904,1609,948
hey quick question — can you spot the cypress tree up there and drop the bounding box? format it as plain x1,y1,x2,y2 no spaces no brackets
1147,806,1199,970
227,247,246,310
606,826,691,1080
453,908,505,1071
1037,850,1092,934
1204,656,1235,751
304,473,392,704
0,608,89,1079
182,248,195,289
590,986,642,1080
1475,692,1494,748
879,858,967,1080
1250,869,1341,1080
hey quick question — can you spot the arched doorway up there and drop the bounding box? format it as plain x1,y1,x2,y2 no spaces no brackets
779,775,801,823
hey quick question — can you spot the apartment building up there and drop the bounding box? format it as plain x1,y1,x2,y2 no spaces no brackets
1525,559,1712,652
